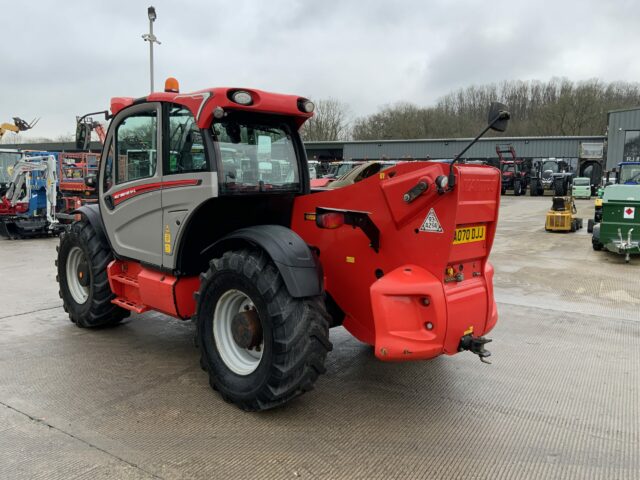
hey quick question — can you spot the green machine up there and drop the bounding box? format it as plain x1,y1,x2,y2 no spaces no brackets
572,177,591,199
592,184,640,262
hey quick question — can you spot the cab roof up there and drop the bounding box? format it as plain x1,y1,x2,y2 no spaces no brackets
110,87,313,128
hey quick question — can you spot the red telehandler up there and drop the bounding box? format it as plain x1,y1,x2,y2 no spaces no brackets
56,79,509,410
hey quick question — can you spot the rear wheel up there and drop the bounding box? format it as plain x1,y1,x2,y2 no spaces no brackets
587,219,594,233
592,241,603,251
56,220,128,328
195,249,332,411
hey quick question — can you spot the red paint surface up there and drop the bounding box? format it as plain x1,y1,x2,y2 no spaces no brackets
291,162,500,361
110,88,313,128
0,197,29,215
108,260,198,319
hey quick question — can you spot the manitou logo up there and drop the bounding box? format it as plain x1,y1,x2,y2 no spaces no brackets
624,206,635,219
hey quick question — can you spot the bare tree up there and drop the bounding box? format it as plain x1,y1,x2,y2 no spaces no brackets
353,78,640,140
300,99,351,141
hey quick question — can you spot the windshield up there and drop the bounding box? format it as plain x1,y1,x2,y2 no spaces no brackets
335,163,357,177
573,178,589,186
619,165,640,184
213,119,300,193
542,161,559,173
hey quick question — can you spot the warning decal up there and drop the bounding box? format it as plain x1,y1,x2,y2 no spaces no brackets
419,208,443,233
624,206,635,219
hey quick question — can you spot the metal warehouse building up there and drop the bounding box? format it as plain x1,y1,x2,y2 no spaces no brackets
5,105,640,174
305,136,606,166
606,107,640,170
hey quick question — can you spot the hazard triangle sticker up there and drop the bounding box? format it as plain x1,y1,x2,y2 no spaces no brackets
419,208,443,233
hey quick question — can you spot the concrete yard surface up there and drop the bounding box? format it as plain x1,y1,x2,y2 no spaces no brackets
0,196,638,479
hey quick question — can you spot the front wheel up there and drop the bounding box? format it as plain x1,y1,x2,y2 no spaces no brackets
514,180,522,196
56,220,129,328
195,249,332,411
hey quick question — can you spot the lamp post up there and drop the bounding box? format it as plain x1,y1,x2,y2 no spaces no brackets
141,6,161,93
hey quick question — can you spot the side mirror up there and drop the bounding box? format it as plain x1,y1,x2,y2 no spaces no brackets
86,174,97,188
488,102,510,132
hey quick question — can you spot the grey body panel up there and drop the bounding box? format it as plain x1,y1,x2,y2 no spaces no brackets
202,225,323,298
161,172,218,269
99,103,164,266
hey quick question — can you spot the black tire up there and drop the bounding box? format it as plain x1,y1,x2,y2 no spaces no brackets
514,180,522,196
195,248,332,411
587,219,594,233
530,179,538,196
56,220,128,328
592,241,603,251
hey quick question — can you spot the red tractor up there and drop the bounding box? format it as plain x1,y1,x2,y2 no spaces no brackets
56,79,509,410
497,144,528,196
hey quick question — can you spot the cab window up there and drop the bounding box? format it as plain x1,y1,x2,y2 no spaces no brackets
212,117,300,193
115,110,158,184
166,105,207,174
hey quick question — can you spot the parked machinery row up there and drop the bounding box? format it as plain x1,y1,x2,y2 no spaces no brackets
0,151,99,239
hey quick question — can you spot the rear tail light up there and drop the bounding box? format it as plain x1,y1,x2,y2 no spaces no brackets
316,212,345,229
297,98,315,113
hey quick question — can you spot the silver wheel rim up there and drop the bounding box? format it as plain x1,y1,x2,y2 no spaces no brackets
66,246,89,304
213,289,264,375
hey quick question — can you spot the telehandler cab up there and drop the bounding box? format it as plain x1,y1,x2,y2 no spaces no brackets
57,79,509,410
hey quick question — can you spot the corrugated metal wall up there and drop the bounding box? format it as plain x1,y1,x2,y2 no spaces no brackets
306,136,605,161
606,108,640,170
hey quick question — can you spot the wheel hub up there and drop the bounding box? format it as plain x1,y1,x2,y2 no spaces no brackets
66,246,89,304
77,261,90,287
213,289,264,375
231,308,262,349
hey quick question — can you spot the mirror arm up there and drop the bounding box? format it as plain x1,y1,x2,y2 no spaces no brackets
447,111,509,189
77,110,112,123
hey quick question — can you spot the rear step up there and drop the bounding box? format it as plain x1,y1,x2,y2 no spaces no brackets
109,272,149,313
112,297,149,314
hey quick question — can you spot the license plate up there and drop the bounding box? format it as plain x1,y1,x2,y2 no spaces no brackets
453,225,486,245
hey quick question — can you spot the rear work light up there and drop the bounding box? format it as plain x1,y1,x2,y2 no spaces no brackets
298,98,315,113
230,90,253,105
316,211,345,229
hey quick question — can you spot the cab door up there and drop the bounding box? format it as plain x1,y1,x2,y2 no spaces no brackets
99,103,164,266
160,104,218,269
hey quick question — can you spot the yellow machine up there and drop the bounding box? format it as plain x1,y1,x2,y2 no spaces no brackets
545,196,583,232
0,117,38,141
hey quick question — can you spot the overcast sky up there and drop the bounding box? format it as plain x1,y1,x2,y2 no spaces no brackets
2,0,640,139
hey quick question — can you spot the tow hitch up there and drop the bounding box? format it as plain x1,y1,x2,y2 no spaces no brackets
458,334,492,364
